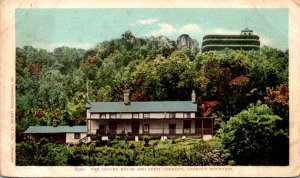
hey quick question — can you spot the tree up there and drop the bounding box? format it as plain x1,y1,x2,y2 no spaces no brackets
65,91,87,125
217,101,288,165
265,83,289,118
264,84,289,164
121,30,135,50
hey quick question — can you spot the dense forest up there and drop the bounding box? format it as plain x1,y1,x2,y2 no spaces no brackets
16,31,289,165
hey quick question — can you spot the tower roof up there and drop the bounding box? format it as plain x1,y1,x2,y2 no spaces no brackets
241,28,253,32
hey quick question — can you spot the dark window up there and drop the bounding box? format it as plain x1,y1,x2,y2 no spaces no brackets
74,133,81,139
195,119,202,134
169,124,176,134
98,124,105,134
183,120,191,129
109,121,117,134
195,119,202,128
203,119,212,128
132,121,140,135
183,120,191,134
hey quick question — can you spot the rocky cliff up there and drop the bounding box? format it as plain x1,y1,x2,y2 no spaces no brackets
176,34,199,51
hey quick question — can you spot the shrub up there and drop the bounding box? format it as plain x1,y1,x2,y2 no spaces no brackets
143,136,151,147
217,101,288,165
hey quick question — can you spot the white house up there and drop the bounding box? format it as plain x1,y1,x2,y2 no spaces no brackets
85,91,214,141
23,126,87,143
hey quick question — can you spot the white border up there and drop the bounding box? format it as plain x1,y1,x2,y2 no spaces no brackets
1,0,300,177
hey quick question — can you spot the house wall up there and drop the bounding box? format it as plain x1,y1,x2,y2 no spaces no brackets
24,133,66,143
66,132,87,143
87,109,91,119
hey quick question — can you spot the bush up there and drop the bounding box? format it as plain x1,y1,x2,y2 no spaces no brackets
17,138,233,166
185,140,233,166
217,101,288,165
143,136,151,147
16,138,71,166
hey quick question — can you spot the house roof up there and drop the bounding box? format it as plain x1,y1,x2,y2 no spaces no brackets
23,126,86,134
86,101,197,113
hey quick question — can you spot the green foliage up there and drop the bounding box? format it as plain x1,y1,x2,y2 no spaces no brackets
216,101,288,165
16,32,288,165
66,138,232,166
16,138,72,166
16,138,233,166
143,136,151,147
16,34,288,129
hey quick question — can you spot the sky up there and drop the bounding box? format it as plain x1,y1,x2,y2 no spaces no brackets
16,8,288,51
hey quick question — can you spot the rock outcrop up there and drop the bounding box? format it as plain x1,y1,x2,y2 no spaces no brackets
176,34,199,51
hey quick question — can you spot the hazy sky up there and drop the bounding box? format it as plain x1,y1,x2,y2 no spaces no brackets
16,8,288,51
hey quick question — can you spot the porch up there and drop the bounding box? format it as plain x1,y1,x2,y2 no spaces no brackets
87,118,214,140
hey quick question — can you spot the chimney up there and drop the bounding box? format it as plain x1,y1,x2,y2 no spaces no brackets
191,90,196,103
53,119,58,127
124,90,130,105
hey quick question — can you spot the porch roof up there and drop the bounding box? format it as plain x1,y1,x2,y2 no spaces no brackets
23,126,86,134
86,101,197,113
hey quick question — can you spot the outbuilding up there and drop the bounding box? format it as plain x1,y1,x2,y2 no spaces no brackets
23,125,87,143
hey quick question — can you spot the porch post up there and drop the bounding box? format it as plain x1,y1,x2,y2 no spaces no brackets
162,118,164,135
201,119,203,135
211,118,214,135
163,112,166,136
141,120,144,136
89,119,91,134
123,120,125,134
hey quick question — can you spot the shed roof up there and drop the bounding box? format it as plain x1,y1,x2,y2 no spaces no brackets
86,101,197,113
23,126,86,134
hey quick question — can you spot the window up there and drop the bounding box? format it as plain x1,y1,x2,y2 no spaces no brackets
98,124,106,134
133,113,139,119
100,114,106,119
195,119,202,128
74,133,81,139
183,120,191,134
109,121,117,134
169,124,176,134
169,113,176,118
110,113,116,119
203,119,212,128
183,120,191,129
143,113,150,118
143,124,150,134
132,121,140,135
109,121,117,129
183,113,190,118
195,119,202,134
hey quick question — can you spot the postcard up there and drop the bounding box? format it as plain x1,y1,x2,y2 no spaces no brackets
1,0,300,177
